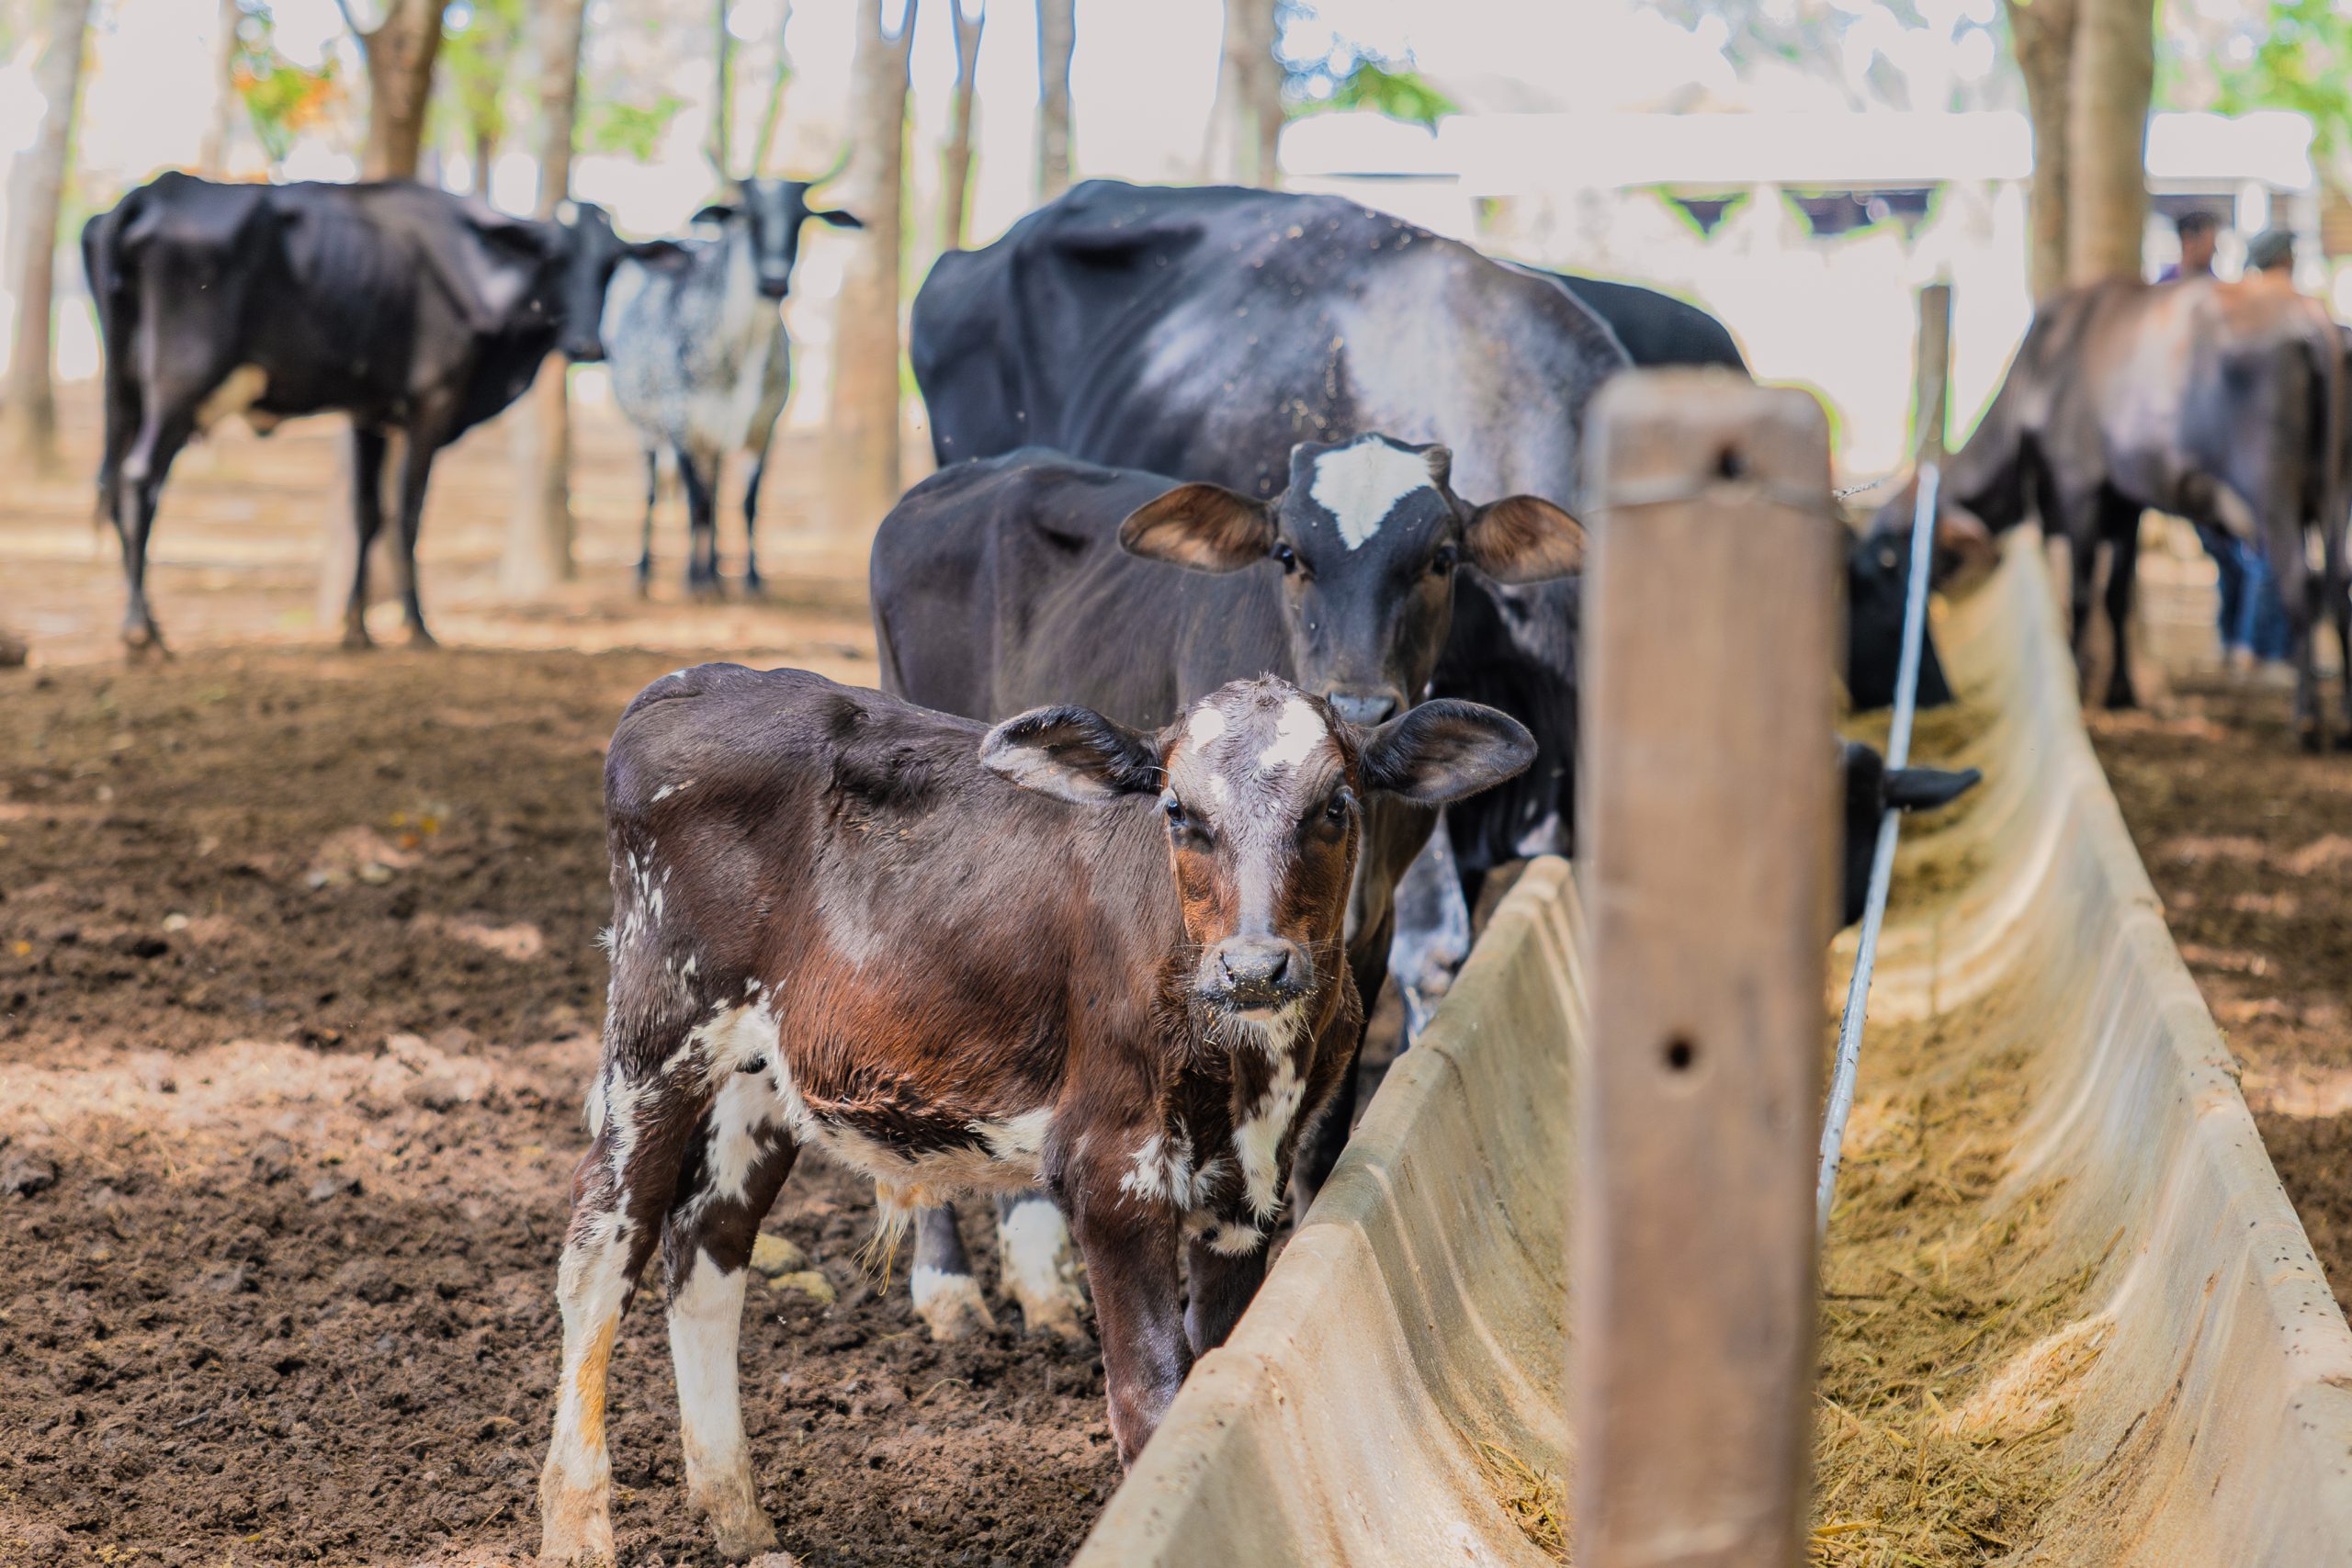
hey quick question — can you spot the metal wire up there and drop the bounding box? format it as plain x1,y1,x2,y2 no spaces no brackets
1815,457,1940,1235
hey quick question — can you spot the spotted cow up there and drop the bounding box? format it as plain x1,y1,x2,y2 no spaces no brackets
537,667,1534,1564
868,433,1581,1339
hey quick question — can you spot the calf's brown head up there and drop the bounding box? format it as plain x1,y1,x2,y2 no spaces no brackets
982,677,1534,1023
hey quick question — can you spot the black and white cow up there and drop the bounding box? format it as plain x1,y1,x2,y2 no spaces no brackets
81,172,638,652
870,435,1582,1337
602,178,861,597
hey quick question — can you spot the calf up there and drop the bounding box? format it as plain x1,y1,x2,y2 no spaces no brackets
602,178,861,597
537,666,1532,1565
82,174,637,652
868,434,1581,1338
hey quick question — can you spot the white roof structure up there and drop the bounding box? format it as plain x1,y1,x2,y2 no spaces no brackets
1282,109,2317,195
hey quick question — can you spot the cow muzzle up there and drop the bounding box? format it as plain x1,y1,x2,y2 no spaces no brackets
758,276,792,301
1324,688,1402,727
1204,934,1311,1013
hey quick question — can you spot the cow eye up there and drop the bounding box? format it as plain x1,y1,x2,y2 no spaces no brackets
1272,542,1299,573
1430,543,1459,578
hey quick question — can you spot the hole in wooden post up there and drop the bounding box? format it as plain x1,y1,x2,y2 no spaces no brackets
1715,447,1745,481
1663,1035,1698,1073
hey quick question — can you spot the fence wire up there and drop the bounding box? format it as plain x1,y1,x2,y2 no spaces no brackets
1815,457,1939,1235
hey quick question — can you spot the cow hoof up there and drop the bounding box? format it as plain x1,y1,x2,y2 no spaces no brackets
2299,726,2324,755
341,626,374,652
695,1473,777,1561
910,1267,998,1341
536,1473,616,1566
740,576,768,601
1017,1292,1090,1342
2103,687,2138,712
121,624,168,660
406,626,438,649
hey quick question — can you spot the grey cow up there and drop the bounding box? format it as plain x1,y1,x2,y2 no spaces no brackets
601,178,861,597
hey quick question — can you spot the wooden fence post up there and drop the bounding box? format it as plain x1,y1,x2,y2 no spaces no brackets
1914,280,1951,470
1574,370,1838,1568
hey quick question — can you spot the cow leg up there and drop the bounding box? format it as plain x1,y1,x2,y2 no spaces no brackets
1066,1185,1188,1466
1290,921,1391,1213
678,446,719,601
2280,526,2324,751
996,1191,1087,1338
2100,495,2143,710
740,445,769,598
635,450,659,598
113,402,197,657
909,1203,995,1340
1387,818,1473,1041
341,427,390,650
1182,1226,1269,1356
537,1064,704,1566
660,1071,797,1561
390,424,443,647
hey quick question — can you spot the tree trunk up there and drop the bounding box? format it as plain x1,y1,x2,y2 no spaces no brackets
199,0,243,176
825,0,918,535
708,0,735,180
1204,0,1282,187
940,0,984,251
2065,0,2154,284
0,0,95,476
356,0,447,180
2005,0,2075,301
502,0,589,599
1035,0,1073,198
751,2,794,177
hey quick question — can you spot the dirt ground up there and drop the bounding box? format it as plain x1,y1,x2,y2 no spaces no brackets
0,391,1134,1568
2089,667,2352,1317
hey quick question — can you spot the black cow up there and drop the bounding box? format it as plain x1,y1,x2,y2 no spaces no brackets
82,172,642,653
1544,270,1748,371
868,434,1583,1337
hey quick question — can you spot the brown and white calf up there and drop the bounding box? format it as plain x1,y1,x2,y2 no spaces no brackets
537,665,1533,1563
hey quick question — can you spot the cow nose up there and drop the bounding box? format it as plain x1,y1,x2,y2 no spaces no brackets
758,276,791,299
1216,937,1295,1003
1327,690,1399,726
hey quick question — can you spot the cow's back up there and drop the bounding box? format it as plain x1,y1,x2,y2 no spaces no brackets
870,451,1290,730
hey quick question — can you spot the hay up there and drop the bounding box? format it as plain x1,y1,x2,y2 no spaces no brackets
1809,980,2113,1568
1474,1439,1569,1562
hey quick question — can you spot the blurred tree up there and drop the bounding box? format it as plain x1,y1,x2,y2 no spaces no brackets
1205,0,1281,186
2064,0,2152,281
939,0,983,249
1299,61,1453,129
201,0,243,175
436,0,522,195
334,0,450,179
707,0,734,180
0,0,95,475
224,6,345,176
2210,0,2352,195
502,0,590,597
1035,0,1073,197
2006,0,2078,299
750,2,795,176
826,0,916,533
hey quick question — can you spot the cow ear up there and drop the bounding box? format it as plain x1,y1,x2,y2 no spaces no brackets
627,239,692,271
1884,764,1981,813
807,207,864,230
983,705,1163,804
1119,483,1280,573
1463,495,1586,584
1359,701,1535,807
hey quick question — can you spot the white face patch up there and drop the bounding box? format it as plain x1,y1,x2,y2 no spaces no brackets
1186,705,1228,750
1257,697,1326,773
1308,438,1438,551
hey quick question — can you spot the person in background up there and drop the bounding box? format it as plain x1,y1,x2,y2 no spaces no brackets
2158,210,2221,283
2194,226,2298,672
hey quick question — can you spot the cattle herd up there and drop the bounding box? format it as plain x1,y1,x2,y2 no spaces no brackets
75,168,2339,1562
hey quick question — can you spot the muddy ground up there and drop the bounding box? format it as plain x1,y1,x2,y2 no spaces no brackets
2089,671,2352,1315
0,649,1125,1568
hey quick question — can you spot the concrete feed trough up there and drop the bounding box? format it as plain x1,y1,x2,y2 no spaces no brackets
1074,534,2352,1565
